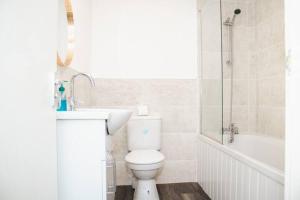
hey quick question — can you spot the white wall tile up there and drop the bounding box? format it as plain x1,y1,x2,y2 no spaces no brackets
157,160,197,183
161,133,197,161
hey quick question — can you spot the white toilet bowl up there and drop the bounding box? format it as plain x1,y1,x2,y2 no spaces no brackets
125,149,164,200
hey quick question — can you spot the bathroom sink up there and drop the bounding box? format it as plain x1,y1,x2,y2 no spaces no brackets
76,108,132,135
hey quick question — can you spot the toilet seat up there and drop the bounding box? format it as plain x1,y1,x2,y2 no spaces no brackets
125,150,164,165
126,150,165,171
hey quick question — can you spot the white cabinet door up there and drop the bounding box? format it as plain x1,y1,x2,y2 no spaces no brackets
57,119,107,200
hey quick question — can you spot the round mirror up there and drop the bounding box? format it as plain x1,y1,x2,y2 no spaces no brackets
57,0,74,67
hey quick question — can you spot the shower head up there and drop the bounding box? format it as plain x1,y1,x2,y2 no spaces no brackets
234,9,241,15
231,8,241,24
223,8,242,26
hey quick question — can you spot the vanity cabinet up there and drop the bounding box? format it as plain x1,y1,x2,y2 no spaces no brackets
56,112,113,200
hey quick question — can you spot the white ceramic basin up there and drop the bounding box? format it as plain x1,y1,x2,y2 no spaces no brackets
76,108,132,135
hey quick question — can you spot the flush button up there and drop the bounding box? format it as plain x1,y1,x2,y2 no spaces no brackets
143,129,149,135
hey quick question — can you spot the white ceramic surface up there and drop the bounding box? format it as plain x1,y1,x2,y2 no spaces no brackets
125,150,164,165
198,135,284,200
58,108,132,135
127,116,161,151
126,116,164,200
56,110,109,120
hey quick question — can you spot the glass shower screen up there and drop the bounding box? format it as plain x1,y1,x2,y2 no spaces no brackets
199,0,223,143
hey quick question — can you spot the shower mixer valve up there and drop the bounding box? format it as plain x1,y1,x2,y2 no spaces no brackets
223,123,239,143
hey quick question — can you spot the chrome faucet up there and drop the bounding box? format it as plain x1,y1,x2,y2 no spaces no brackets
69,73,95,111
224,123,239,143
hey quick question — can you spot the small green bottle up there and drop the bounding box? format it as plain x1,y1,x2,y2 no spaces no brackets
57,84,67,111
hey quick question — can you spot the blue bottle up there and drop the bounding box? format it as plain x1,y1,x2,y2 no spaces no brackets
57,84,67,111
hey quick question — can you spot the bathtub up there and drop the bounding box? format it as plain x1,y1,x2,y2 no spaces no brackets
197,134,284,200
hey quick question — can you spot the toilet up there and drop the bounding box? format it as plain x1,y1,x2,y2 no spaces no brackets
125,115,164,200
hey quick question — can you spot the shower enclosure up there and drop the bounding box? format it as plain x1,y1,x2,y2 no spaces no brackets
199,0,285,144
198,0,285,198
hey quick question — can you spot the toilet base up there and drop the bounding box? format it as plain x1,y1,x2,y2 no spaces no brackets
133,179,159,200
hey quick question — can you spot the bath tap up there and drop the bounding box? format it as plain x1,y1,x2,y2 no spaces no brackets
224,123,239,143
69,73,95,111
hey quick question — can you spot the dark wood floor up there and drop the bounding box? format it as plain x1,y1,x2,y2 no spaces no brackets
115,182,210,200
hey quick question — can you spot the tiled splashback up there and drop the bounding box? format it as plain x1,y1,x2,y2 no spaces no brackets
221,0,258,136
91,79,198,131
254,0,285,138
91,79,199,185
221,0,285,138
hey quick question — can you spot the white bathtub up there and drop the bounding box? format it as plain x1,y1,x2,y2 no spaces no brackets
197,134,284,200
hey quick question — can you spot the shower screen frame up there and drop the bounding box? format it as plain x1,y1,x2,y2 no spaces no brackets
199,0,225,144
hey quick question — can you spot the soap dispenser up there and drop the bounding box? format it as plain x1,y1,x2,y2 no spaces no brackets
57,83,68,111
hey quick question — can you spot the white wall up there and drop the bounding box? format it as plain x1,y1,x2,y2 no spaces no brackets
285,0,300,199
0,1,57,200
70,0,92,72
90,0,198,79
